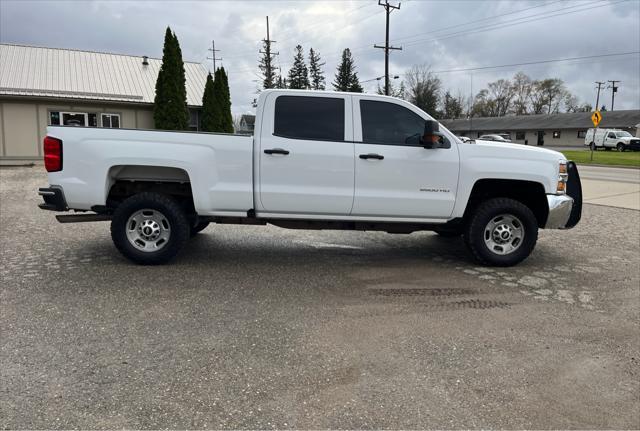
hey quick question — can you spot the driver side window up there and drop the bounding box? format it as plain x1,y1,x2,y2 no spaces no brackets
360,100,428,146
607,133,616,139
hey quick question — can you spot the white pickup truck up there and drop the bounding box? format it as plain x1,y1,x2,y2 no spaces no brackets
39,89,582,266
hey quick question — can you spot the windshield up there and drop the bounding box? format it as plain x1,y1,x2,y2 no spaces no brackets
616,131,632,137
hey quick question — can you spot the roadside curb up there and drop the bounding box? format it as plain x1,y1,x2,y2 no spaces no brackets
576,163,640,170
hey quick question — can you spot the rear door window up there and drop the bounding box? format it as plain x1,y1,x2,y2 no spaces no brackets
274,96,345,141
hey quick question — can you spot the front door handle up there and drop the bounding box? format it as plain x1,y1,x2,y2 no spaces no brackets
264,148,290,155
359,153,384,160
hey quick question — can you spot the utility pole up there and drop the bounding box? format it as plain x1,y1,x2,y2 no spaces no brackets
259,16,279,89
207,40,222,72
607,80,620,111
374,1,402,96
594,81,605,111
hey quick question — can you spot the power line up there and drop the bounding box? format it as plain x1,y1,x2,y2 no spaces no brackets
400,0,626,49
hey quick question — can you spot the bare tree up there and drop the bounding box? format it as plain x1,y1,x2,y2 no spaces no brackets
511,72,532,115
404,65,441,117
487,78,514,116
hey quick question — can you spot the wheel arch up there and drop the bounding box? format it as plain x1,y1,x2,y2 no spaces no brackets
464,178,549,228
105,165,196,214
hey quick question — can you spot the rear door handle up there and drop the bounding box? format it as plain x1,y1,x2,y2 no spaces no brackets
359,153,384,160
264,148,290,155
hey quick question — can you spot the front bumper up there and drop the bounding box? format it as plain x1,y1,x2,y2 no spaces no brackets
545,161,582,229
545,195,574,228
38,186,68,211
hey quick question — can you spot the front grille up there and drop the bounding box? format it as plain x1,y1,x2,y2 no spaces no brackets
565,161,582,228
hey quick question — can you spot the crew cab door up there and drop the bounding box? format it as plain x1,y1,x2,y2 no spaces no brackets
351,97,459,219
257,93,354,215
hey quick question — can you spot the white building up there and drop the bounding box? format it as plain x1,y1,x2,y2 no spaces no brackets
0,43,208,164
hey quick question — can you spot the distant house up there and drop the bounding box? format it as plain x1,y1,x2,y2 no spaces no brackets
441,110,640,147
0,43,208,164
237,114,255,135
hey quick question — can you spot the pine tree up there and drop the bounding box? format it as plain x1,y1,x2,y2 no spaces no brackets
200,72,219,132
308,48,325,90
287,45,309,90
217,67,234,133
333,48,362,93
259,39,277,89
153,27,189,130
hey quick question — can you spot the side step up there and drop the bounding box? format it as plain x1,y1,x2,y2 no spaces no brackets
56,214,112,223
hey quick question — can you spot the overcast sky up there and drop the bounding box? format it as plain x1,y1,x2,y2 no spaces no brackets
1,0,639,115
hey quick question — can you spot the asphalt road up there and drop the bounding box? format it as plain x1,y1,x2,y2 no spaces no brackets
579,165,640,210
1,167,639,429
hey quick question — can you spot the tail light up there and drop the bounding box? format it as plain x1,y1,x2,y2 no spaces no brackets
43,136,62,172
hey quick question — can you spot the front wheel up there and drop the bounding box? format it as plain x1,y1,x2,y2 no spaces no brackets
464,198,538,266
111,192,190,264
617,143,626,152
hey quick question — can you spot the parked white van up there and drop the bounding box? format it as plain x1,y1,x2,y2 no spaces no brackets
584,128,640,152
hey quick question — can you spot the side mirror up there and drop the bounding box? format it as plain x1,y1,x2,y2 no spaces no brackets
421,120,449,149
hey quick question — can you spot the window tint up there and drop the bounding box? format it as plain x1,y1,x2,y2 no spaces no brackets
360,100,425,145
274,96,344,141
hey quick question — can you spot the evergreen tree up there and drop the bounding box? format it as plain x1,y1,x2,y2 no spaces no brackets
259,39,277,89
333,48,362,93
217,67,234,133
287,45,310,89
200,72,219,132
308,48,325,90
153,27,189,130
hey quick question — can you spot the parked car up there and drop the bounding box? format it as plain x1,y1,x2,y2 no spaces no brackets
584,128,640,152
38,90,582,267
478,134,512,143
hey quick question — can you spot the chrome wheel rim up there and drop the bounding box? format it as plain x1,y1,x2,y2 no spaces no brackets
484,214,524,255
126,209,171,252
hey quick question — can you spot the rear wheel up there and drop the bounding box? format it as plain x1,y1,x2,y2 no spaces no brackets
464,198,538,266
617,143,626,152
111,192,189,264
589,142,596,151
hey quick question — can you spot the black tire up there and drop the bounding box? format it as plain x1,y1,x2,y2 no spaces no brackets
463,197,538,267
434,229,462,238
190,221,210,237
111,192,190,265
617,143,625,152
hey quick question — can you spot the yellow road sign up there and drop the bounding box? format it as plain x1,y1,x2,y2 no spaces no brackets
591,110,602,127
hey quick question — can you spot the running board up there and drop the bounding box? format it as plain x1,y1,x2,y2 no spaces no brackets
56,214,112,223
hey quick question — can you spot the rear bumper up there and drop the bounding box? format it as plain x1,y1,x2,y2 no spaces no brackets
38,186,68,211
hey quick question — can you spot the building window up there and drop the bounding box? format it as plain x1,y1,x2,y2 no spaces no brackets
189,110,199,131
515,132,525,140
274,96,345,141
577,130,586,138
553,131,561,139
101,113,120,128
49,111,98,127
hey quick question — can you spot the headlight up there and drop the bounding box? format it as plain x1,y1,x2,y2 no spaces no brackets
557,160,568,194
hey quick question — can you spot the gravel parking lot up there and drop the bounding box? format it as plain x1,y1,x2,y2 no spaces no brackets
1,166,639,429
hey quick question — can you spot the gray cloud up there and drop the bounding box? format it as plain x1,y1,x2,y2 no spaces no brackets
1,0,638,115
